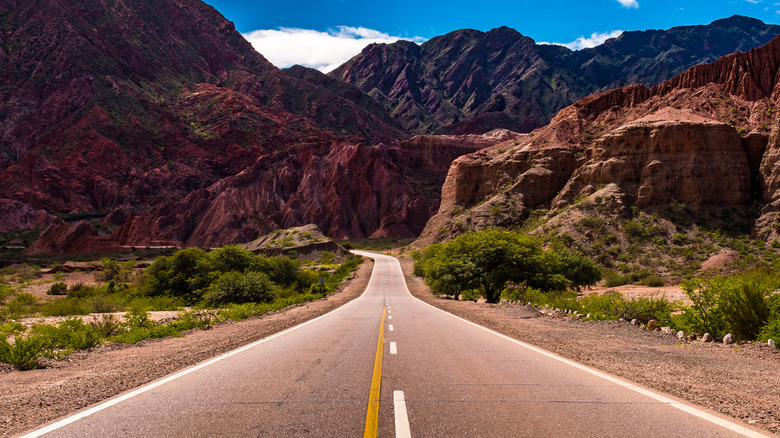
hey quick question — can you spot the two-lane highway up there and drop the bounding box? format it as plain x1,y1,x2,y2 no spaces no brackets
21,251,771,437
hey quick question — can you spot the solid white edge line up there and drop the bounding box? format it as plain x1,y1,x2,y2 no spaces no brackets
390,342,397,354
21,254,382,438
394,390,412,438
369,251,771,438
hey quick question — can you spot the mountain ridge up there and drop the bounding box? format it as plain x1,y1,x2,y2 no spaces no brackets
331,15,780,135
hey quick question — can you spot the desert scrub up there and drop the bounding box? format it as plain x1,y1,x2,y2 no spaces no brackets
677,270,780,341
0,335,48,370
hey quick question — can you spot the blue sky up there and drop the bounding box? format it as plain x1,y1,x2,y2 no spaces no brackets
204,0,780,72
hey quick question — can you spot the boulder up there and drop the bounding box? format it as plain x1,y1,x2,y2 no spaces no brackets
702,333,714,342
723,333,734,345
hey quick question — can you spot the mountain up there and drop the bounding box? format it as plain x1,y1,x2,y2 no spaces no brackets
415,34,780,275
331,16,780,135
1,0,465,251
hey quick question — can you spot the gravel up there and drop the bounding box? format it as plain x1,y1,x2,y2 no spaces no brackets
0,260,373,438
398,256,780,436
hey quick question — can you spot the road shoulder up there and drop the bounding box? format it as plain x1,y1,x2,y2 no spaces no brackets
397,255,779,436
1,260,374,437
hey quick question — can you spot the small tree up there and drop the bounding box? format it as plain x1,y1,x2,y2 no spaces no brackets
415,228,600,303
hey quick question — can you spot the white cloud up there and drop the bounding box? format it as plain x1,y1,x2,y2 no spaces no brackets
616,0,639,8
547,30,624,51
243,26,426,73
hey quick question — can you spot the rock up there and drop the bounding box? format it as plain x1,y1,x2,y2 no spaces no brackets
677,331,686,340
661,326,674,335
0,199,56,233
646,320,660,331
630,319,638,326
586,313,591,319
723,333,734,345
769,339,777,349
24,220,121,255
702,333,714,342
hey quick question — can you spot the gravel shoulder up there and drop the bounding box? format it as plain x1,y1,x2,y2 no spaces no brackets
397,256,780,436
0,260,373,438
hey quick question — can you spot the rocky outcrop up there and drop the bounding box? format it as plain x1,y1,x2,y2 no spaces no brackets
24,220,120,255
0,199,55,232
333,16,780,135
241,224,350,260
554,109,751,209
418,34,780,245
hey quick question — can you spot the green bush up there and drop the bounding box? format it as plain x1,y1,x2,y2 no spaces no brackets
415,229,600,303
6,292,37,317
639,276,665,287
758,315,780,343
0,335,48,369
48,282,68,295
31,318,102,352
680,272,780,340
203,271,276,306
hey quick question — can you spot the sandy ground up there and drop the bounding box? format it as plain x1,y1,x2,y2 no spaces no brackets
396,256,779,436
0,260,373,437
2,256,779,436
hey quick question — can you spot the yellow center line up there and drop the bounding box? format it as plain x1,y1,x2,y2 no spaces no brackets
363,305,387,438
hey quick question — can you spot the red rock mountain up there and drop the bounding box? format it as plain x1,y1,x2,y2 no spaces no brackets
6,1,780,254
332,16,780,135
417,35,780,246
0,0,490,252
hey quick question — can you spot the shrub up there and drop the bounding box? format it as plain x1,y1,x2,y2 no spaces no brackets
6,292,38,317
47,282,68,295
639,276,664,287
0,335,48,369
615,295,677,326
31,318,102,352
203,271,276,306
758,315,780,343
680,272,780,340
96,258,132,283
90,314,122,338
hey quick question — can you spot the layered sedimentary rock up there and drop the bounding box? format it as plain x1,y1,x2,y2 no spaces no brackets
418,35,780,245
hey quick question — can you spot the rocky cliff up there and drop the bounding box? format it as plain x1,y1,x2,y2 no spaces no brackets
332,16,780,135
418,35,780,247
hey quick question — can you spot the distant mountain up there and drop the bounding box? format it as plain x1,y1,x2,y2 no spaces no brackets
331,16,780,135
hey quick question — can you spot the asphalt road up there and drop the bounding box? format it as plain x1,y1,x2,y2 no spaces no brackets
22,251,770,437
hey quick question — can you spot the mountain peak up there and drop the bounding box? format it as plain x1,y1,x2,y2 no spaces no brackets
711,15,767,29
